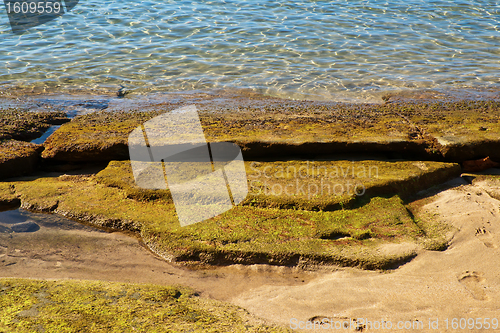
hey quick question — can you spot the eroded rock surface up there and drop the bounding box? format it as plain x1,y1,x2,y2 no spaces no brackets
0,140,44,180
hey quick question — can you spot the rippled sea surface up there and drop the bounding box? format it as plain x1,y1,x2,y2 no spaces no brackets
1,0,499,101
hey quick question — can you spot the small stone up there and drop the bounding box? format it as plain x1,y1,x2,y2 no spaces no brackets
11,220,39,233
117,85,130,98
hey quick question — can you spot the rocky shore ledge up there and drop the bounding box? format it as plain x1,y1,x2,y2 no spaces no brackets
39,96,500,163
1,92,499,270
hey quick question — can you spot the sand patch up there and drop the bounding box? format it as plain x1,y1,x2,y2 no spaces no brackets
231,173,500,331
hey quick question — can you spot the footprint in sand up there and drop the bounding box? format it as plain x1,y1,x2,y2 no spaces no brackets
458,271,488,301
475,227,498,249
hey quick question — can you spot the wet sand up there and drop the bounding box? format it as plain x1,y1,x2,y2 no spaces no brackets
0,209,318,303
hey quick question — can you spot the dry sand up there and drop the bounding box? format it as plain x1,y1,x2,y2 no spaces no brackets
232,174,500,332
1,172,500,332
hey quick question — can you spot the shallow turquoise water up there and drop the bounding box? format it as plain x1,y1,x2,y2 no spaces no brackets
1,0,499,101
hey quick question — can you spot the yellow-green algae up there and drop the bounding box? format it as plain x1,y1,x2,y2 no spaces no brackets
0,140,44,181
95,160,460,211
0,108,67,142
41,110,165,160
395,100,500,140
0,180,19,210
203,100,500,145
0,159,452,268
40,100,500,162
0,141,43,163
0,278,289,332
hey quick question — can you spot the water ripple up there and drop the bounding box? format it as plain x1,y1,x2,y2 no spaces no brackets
0,0,499,101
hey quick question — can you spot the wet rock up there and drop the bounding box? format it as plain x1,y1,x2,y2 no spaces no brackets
11,220,39,232
117,85,130,98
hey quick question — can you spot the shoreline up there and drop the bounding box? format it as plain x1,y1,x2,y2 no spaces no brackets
1,85,499,105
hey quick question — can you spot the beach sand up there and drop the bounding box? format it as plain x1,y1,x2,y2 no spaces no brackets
232,174,500,332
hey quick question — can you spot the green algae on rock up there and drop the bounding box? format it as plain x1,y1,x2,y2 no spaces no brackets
1,169,440,269
391,100,500,162
0,278,289,333
95,160,173,202
244,160,460,210
0,108,68,142
39,98,500,163
41,109,165,162
0,179,19,210
0,140,44,180
95,160,460,211
39,104,422,162
0,108,68,180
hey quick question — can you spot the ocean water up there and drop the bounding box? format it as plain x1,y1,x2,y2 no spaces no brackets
1,0,499,102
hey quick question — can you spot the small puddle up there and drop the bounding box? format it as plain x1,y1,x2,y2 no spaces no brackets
0,208,319,302
30,125,61,144
0,208,107,233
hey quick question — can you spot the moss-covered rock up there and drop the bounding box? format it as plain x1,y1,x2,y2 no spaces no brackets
0,169,436,269
39,99,500,163
0,140,44,180
40,101,417,162
41,110,165,162
0,278,289,332
393,100,500,162
0,108,68,141
95,160,460,211
0,180,19,210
